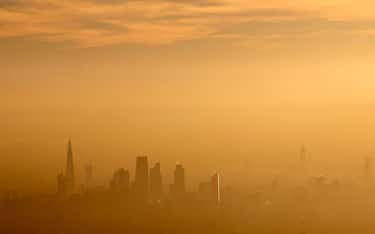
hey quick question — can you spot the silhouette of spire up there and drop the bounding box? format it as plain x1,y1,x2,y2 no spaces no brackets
65,139,75,193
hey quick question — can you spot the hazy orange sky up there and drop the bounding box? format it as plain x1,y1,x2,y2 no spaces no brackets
2,0,375,192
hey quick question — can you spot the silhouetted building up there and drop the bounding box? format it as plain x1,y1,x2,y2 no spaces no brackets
56,140,75,195
65,140,75,193
171,163,185,198
133,156,149,198
198,172,221,203
110,168,130,193
150,162,163,200
57,173,66,195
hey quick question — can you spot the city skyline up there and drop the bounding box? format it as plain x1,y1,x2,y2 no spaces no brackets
3,2,375,192
2,1,375,233
52,140,374,197
56,140,222,204
2,134,375,193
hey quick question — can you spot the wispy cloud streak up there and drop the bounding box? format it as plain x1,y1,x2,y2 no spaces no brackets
0,0,374,47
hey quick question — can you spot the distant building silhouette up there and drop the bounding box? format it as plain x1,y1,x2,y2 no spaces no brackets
56,140,75,195
110,168,130,193
170,163,185,198
133,156,149,198
150,162,163,200
57,173,66,195
65,140,75,193
199,172,221,203
365,157,373,184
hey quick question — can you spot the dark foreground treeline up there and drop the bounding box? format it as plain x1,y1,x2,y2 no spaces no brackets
2,183,375,234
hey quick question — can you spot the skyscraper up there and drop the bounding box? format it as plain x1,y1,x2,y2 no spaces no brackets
150,162,163,200
199,172,221,203
57,173,66,195
110,168,130,193
133,156,149,198
65,140,75,193
171,163,185,198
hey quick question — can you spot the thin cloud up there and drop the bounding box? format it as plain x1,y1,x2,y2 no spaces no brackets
0,0,375,47
87,0,225,7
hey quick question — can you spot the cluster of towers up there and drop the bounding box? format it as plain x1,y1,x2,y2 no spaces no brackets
106,156,188,201
57,141,221,203
56,141,375,203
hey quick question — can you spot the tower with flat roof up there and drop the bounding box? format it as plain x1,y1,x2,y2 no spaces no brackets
150,162,163,200
133,156,149,198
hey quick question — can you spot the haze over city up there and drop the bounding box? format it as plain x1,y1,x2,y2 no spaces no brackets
2,1,375,233
2,0,375,192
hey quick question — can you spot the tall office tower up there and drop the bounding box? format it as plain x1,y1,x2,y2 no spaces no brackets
110,168,130,193
65,140,75,193
211,172,221,203
134,156,149,197
172,163,185,197
150,162,163,200
199,173,221,202
365,157,373,184
84,164,93,188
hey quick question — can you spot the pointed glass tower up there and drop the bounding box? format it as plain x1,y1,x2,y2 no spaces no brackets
65,140,75,193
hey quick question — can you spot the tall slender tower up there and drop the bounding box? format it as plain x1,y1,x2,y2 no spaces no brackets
65,140,75,193
211,172,220,203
